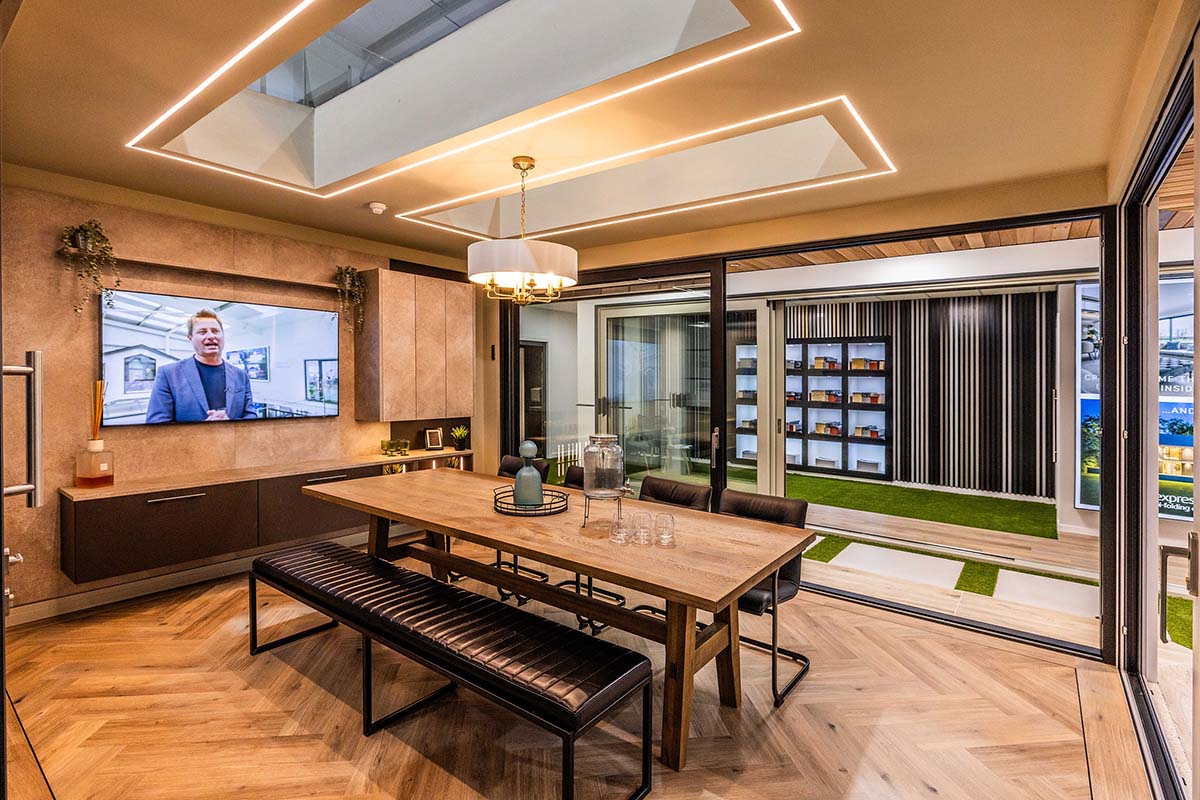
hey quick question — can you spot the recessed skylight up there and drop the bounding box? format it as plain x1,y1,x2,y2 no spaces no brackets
248,0,514,107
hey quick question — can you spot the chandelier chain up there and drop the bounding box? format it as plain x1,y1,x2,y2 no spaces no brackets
519,167,528,240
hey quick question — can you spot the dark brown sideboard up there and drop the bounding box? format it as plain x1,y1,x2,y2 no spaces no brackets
59,450,472,583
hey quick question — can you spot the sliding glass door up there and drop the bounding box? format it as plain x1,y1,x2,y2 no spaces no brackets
516,278,711,495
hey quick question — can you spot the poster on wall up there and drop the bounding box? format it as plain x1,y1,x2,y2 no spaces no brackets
1079,278,1197,519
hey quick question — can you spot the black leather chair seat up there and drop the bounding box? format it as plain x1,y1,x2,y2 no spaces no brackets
738,577,801,615
253,542,650,732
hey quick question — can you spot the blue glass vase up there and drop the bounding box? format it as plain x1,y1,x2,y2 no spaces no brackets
512,440,544,506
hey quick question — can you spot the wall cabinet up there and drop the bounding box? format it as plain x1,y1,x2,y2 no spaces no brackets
356,269,475,422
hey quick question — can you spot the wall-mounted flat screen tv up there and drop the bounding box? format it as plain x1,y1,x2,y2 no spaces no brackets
100,290,338,426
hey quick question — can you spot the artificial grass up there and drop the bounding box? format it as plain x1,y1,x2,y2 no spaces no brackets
1166,595,1193,650
802,534,852,563
781,473,1058,539
955,561,999,595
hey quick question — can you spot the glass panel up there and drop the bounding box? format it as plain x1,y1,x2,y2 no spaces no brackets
726,219,1102,650
602,303,711,494
1142,133,1195,787
249,0,514,106
517,282,710,498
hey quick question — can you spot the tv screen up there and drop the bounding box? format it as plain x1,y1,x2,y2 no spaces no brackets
100,290,339,426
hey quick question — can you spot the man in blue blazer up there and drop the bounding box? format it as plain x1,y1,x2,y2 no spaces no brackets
145,309,258,423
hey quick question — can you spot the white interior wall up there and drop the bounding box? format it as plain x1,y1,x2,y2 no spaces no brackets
519,305,580,455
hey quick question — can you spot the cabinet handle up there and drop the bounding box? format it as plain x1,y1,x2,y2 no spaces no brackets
306,474,349,483
146,492,207,504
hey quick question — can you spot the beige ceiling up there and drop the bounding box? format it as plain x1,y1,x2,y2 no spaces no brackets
0,0,1159,265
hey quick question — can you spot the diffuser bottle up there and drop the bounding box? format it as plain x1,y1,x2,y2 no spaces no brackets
76,439,114,488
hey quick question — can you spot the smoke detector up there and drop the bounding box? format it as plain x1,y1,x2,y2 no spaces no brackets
367,202,388,215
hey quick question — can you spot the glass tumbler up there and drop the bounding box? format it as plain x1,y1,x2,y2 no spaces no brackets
631,511,652,546
653,513,676,548
608,513,629,544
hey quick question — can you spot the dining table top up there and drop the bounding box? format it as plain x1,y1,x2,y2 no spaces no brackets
302,468,815,613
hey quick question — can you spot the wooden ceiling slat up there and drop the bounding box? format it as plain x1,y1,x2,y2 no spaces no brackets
735,218,1104,273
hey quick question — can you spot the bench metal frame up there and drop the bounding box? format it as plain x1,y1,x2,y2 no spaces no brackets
248,570,652,800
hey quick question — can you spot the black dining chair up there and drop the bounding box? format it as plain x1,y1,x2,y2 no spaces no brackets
638,474,712,510
563,464,584,489
718,488,813,707
495,455,552,604
629,476,713,619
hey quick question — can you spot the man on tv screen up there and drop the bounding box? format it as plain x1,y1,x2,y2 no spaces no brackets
145,309,257,423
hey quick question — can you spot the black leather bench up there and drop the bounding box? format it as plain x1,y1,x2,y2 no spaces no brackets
248,541,652,800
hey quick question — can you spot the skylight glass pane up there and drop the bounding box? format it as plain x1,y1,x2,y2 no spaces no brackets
248,0,513,107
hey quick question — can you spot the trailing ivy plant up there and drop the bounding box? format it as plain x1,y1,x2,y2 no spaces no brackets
334,265,368,333
60,219,120,315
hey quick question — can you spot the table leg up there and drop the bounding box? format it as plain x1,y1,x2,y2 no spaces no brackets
368,515,389,558
661,600,697,770
714,603,742,708
425,532,449,582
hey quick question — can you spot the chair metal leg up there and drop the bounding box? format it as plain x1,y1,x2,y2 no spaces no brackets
361,634,456,736
495,550,550,605
738,569,810,707
636,683,653,799
248,573,337,656
554,573,627,635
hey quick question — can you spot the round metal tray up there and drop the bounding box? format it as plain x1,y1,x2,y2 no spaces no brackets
493,486,570,517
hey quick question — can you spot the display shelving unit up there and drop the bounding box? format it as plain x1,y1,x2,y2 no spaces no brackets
732,339,759,467
783,336,893,481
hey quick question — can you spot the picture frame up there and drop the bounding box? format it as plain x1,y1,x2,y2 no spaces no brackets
304,358,339,402
225,345,270,381
425,428,444,451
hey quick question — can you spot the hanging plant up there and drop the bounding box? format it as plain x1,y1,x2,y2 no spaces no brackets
334,265,368,333
60,219,121,315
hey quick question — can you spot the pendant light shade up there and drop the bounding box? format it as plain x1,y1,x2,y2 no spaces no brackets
466,155,579,305
467,238,578,302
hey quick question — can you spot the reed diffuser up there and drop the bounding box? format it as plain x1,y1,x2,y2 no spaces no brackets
75,380,114,488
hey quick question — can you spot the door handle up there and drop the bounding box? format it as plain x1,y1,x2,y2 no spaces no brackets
3,548,22,577
1156,537,1195,642
710,426,720,465
2,350,44,508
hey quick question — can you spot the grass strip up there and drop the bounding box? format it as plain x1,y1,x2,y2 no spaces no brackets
803,535,853,563
955,561,999,595
779,472,1058,539
1166,595,1193,649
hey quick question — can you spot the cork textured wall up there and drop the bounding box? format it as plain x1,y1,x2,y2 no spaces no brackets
1,184,393,605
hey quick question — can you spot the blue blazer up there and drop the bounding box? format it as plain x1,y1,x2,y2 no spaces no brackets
145,358,257,423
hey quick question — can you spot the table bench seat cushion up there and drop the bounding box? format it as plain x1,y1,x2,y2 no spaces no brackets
253,541,651,731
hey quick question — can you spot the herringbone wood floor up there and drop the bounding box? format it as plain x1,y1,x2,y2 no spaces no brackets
6,548,1149,799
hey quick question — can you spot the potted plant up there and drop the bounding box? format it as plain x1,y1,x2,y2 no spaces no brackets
60,220,121,315
450,425,469,451
334,265,368,333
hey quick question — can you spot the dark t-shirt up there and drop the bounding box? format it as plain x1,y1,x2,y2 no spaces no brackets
195,359,226,411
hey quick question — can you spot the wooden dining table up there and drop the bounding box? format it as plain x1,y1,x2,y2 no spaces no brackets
302,468,812,770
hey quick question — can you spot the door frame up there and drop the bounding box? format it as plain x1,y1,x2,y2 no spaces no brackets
502,210,1118,662
1118,42,1195,800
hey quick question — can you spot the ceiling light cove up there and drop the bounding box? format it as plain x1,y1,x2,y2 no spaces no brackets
123,0,801,197
399,96,897,242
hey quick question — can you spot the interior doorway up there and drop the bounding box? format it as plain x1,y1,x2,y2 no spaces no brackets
519,341,547,457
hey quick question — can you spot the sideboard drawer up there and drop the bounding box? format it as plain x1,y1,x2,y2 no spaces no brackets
257,466,381,546
62,481,258,583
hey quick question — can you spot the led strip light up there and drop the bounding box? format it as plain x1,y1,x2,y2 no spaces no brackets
397,95,897,241
125,0,803,198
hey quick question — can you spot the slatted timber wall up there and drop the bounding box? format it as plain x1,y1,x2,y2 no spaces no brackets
787,290,1056,498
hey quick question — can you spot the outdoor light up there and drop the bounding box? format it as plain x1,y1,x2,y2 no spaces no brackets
466,156,578,305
